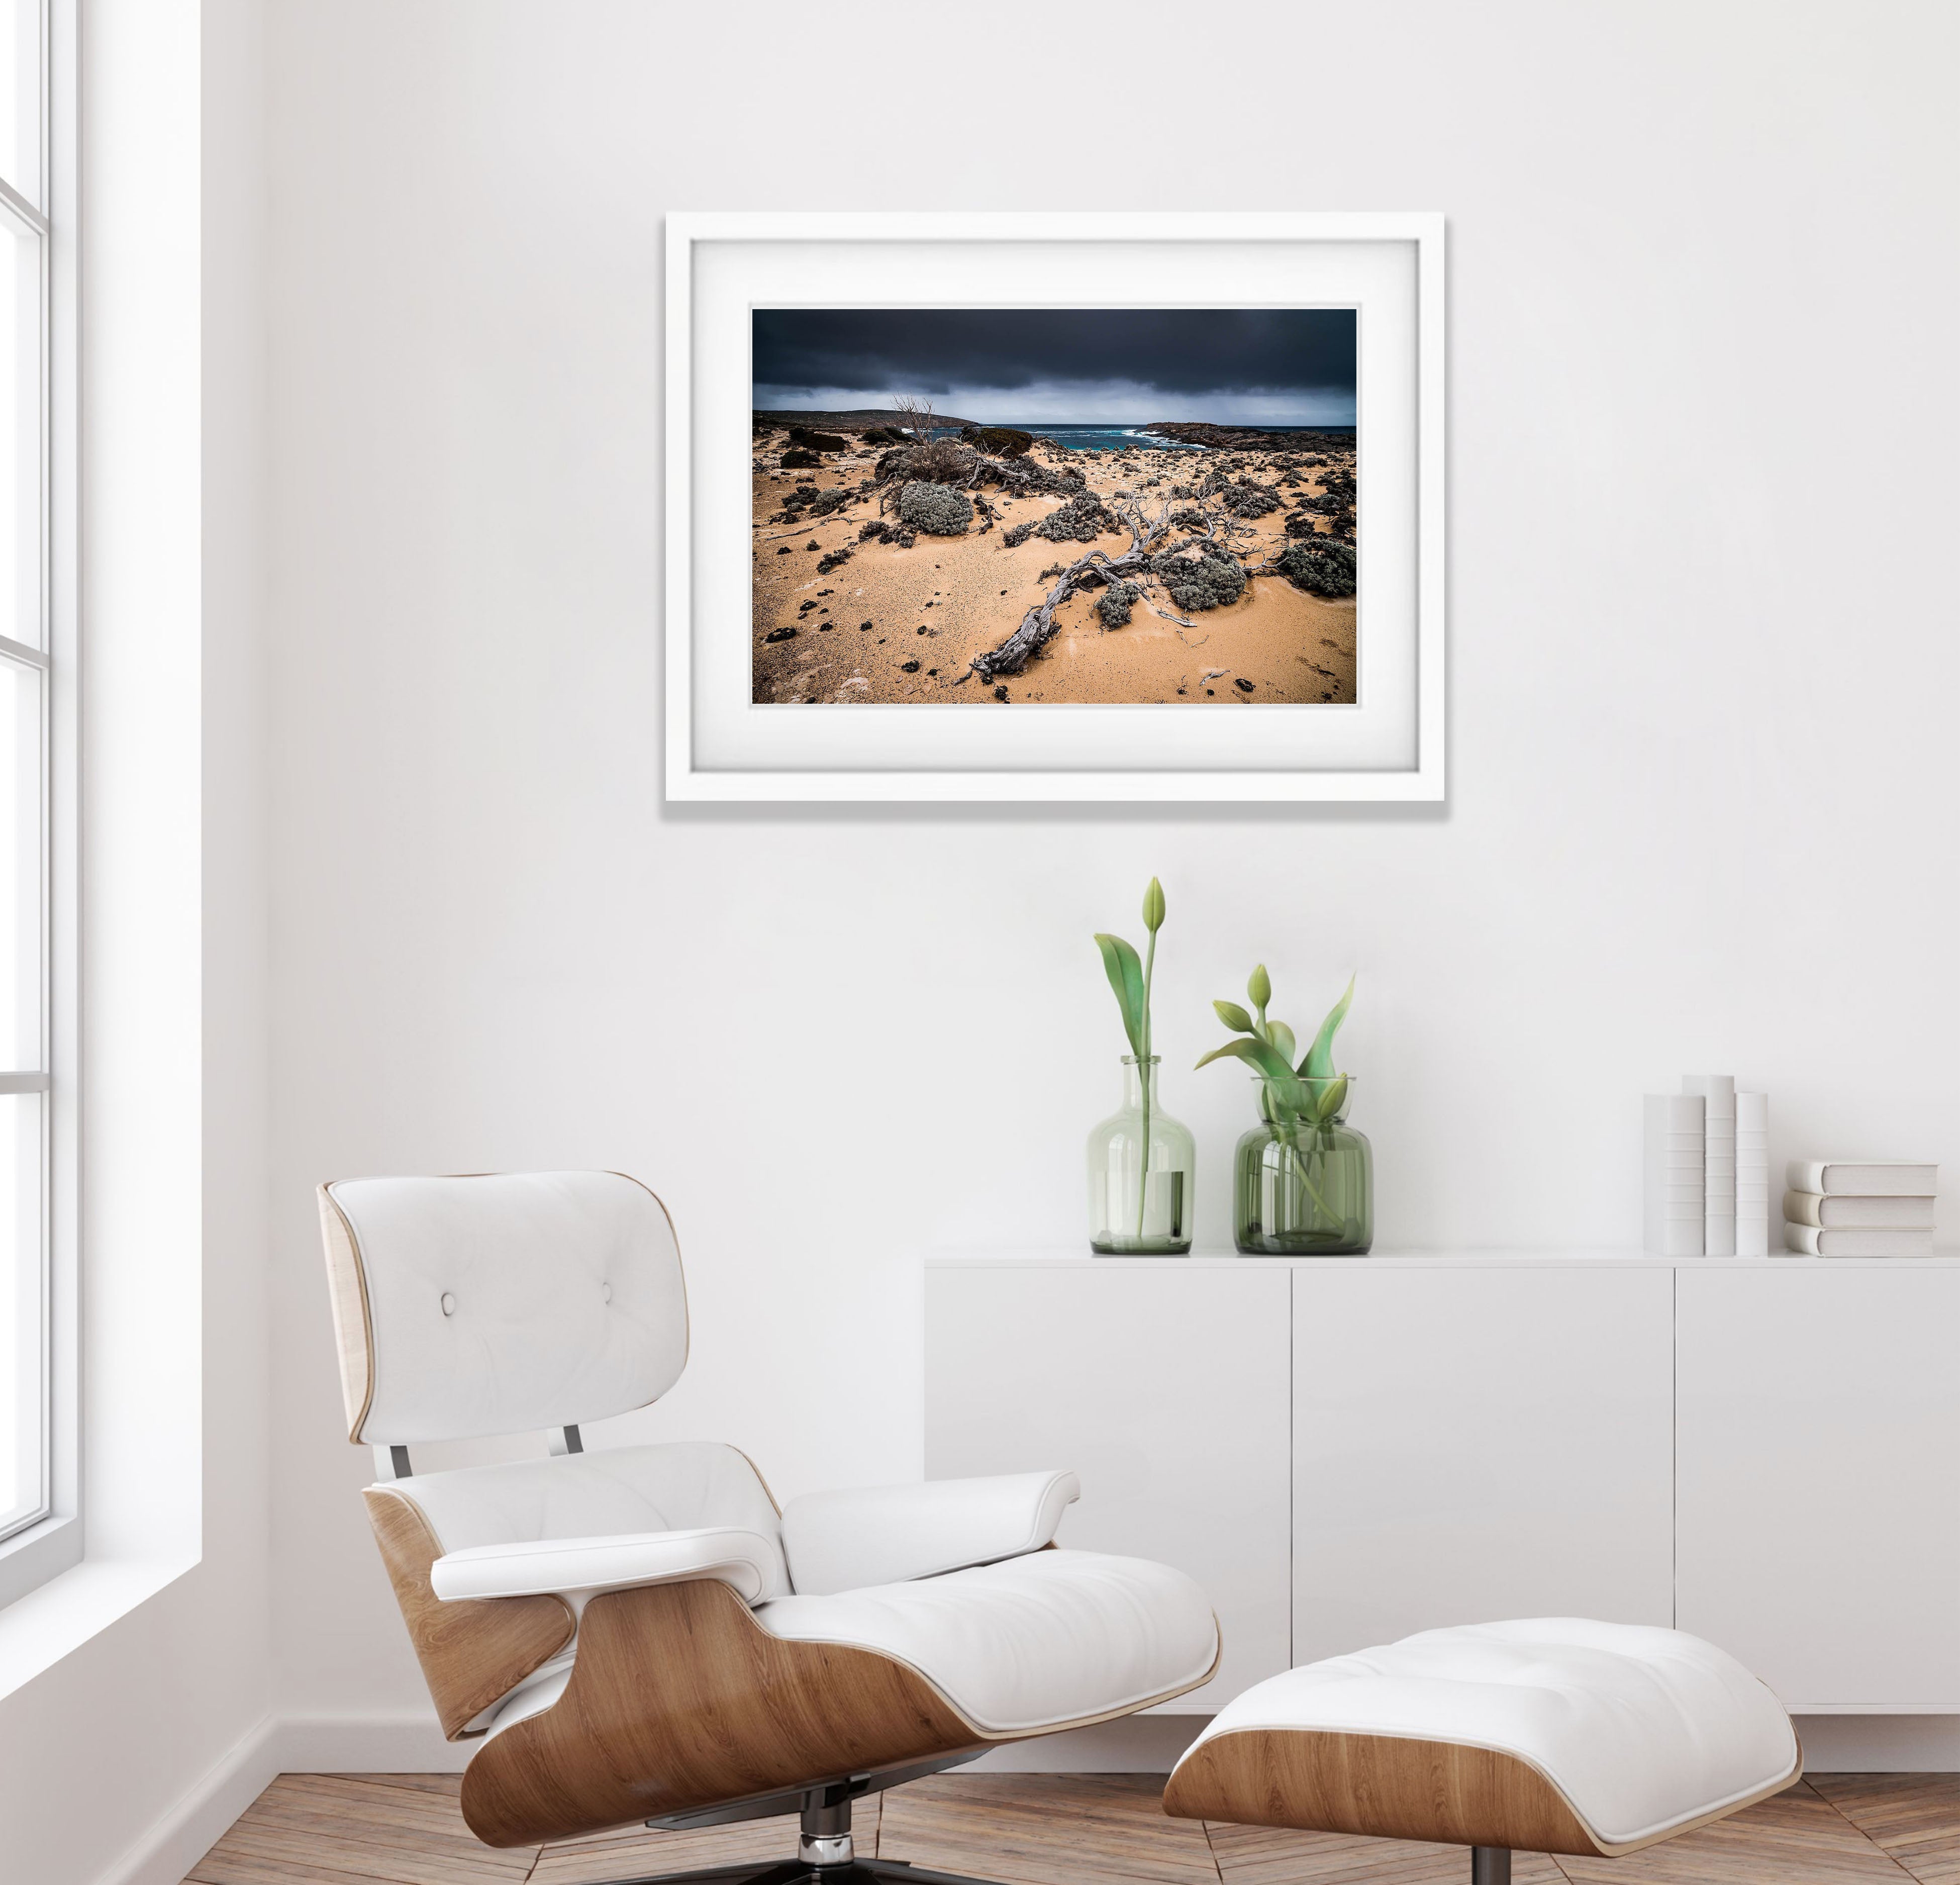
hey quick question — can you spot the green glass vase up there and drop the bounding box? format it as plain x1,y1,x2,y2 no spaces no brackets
1234,1075,1373,1256
1087,1056,1195,1255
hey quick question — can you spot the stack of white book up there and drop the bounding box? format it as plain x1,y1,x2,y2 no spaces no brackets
1643,1077,1771,1257
1783,1161,1938,1257
1643,1094,1704,1257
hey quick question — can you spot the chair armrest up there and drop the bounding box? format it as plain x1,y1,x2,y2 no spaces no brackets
780,1470,1081,1596
430,1526,782,1605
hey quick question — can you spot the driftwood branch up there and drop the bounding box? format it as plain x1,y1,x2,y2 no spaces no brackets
758,524,855,543
968,495,1217,681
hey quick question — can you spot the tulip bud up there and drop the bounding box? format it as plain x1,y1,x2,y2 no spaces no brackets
1213,1000,1255,1033
1248,963,1271,1010
1141,877,1166,932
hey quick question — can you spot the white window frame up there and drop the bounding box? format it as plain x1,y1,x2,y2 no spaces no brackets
0,0,77,1608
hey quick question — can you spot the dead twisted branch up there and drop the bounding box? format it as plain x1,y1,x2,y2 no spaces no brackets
969,495,1225,681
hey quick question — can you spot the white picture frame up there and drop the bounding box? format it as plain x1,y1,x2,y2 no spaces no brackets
665,212,1445,803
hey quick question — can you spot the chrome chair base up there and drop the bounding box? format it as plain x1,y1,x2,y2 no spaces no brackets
593,1863,1007,1884
595,1760,1005,1885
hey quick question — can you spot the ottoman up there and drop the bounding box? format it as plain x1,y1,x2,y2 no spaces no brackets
1163,1619,1801,1884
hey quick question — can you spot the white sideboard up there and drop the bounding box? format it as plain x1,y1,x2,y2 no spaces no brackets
923,1254,1960,1716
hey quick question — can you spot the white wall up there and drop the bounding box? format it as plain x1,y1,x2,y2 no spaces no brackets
259,0,1958,1755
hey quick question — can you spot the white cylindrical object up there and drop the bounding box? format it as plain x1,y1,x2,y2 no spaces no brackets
1687,1076,1737,1254
1735,1091,1770,1256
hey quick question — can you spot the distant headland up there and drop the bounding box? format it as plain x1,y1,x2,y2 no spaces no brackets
753,408,982,433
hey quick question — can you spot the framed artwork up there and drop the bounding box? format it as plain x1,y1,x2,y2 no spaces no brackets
664,213,1444,802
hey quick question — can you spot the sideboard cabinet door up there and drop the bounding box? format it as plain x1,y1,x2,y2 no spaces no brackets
1676,1264,1960,1709
925,1262,1292,1709
1293,1265,1676,1665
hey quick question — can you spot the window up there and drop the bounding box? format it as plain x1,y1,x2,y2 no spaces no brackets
0,0,57,1563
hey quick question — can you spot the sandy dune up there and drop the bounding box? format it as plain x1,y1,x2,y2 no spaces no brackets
750,434,1356,706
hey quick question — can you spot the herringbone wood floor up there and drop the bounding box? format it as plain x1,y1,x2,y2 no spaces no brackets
181,1772,1960,1885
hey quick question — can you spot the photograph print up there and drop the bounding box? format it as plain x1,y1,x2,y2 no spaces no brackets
751,308,1358,707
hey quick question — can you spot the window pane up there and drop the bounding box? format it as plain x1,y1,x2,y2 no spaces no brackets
0,654,36,1074
0,1089,44,1534
0,1,39,208
0,221,36,651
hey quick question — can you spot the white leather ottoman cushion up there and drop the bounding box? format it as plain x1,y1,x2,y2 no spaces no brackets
1172,1619,1799,1852
754,1547,1219,1736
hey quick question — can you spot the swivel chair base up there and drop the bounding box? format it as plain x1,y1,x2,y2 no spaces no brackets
591,1864,1007,1885
587,1760,1010,1885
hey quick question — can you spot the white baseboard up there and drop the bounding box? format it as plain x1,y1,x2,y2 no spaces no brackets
92,1714,279,1885
273,1709,469,1774
89,1704,1960,1885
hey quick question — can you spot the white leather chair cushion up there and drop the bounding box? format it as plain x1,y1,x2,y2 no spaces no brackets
1174,1619,1800,1851
433,1526,784,1605
780,1471,1081,1596
329,1171,687,1444
391,1441,791,1599
754,1547,1218,1735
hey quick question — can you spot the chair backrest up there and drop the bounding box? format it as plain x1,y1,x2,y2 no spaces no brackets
319,1170,689,1445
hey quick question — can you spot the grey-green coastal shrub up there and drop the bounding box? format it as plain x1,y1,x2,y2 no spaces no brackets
1222,480,1281,518
1152,548,1245,611
1097,581,1141,627
899,481,973,535
780,484,855,520
1273,538,1357,597
1033,491,1119,542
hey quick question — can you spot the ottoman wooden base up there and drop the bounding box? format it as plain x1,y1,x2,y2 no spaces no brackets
1163,1620,1802,1878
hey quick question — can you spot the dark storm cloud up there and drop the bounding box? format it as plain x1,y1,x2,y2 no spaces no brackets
752,309,1355,400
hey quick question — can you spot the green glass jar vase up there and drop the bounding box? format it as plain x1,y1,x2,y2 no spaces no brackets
1087,1056,1195,1255
1235,1075,1373,1255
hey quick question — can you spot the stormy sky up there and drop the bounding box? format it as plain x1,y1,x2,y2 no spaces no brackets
752,309,1356,425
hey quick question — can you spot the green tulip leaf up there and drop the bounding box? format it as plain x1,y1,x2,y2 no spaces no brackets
1213,999,1255,1033
1196,1034,1296,1082
1094,932,1147,1059
1142,877,1166,933
1267,1021,1297,1067
1302,974,1355,1080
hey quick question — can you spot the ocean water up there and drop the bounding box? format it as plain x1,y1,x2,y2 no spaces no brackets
929,423,1355,453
